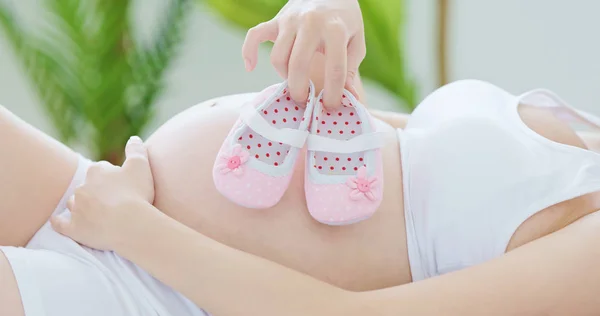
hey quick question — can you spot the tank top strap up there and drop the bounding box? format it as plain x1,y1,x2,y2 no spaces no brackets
519,89,600,131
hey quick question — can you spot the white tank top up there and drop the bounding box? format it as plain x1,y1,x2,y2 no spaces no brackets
399,79,600,281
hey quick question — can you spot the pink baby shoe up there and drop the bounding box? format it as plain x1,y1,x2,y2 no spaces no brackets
304,90,384,225
213,81,315,208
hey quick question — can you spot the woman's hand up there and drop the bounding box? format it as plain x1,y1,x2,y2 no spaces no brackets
242,0,366,110
51,136,156,251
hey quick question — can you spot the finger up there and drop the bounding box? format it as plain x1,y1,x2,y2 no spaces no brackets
125,136,148,160
86,160,113,179
50,215,72,237
270,26,296,79
345,84,361,101
287,24,320,104
123,136,151,177
322,22,348,110
242,21,278,71
345,32,367,99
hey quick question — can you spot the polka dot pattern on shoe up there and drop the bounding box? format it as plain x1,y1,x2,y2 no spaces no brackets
312,95,365,176
238,89,305,166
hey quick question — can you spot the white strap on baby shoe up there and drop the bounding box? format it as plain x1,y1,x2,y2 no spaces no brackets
240,103,309,148
306,132,386,154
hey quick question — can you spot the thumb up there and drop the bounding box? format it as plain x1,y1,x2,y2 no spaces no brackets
123,136,151,176
50,215,73,237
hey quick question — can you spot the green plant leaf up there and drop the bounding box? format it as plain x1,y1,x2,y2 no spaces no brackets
128,0,192,135
0,2,80,141
201,0,418,110
359,0,417,109
204,0,283,28
1,1,190,163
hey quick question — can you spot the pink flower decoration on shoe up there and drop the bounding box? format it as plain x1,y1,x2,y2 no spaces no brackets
217,144,249,176
346,166,378,201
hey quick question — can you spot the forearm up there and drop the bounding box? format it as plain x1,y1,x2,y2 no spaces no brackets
357,212,600,315
118,202,354,316
119,202,600,316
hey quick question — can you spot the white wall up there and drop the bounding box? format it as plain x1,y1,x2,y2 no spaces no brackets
0,0,599,139
406,0,600,110
451,0,600,110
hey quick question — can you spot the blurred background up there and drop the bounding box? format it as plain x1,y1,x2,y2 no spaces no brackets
0,0,599,163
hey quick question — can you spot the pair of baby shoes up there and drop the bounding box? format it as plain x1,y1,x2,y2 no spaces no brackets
212,81,384,226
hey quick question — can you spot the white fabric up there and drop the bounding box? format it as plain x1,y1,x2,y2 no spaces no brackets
400,80,600,281
0,156,208,316
306,132,385,153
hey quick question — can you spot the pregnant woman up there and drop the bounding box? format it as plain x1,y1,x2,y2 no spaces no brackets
3,0,600,315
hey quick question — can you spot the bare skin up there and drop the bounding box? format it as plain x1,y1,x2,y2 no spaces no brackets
145,96,408,291
1,91,600,315
0,105,79,316
1,0,598,311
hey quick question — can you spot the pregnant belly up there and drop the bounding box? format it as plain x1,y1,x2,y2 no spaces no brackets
144,95,411,291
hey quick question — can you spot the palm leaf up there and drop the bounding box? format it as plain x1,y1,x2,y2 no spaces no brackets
0,0,191,163
0,2,79,140
31,0,133,157
204,0,283,29
360,0,417,109
128,0,192,134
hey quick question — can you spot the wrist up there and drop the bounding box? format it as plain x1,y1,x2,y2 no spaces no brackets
113,200,162,254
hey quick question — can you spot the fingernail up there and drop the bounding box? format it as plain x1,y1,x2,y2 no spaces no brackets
129,136,142,143
244,58,252,71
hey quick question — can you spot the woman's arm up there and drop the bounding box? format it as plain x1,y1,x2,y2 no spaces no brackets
117,202,600,316
360,211,600,315
119,202,352,316
53,137,600,315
